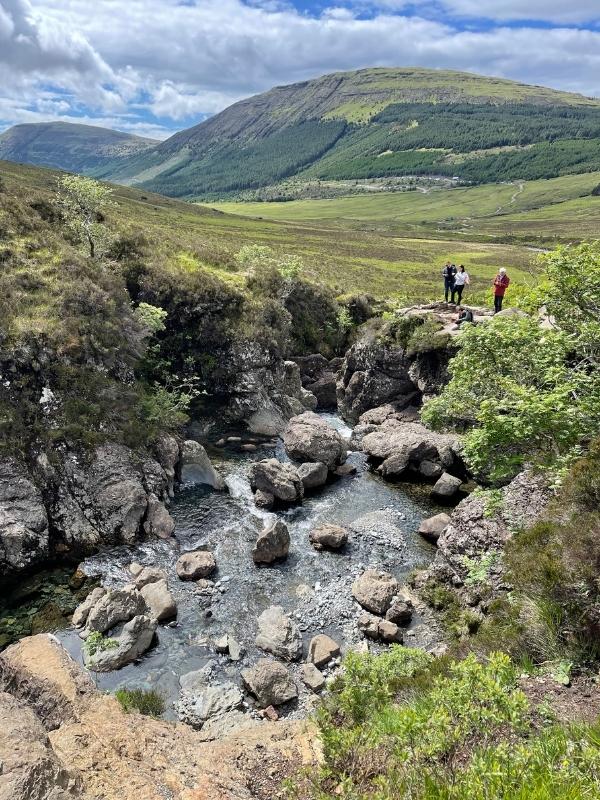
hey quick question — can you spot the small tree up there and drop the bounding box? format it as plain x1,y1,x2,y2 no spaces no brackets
56,174,115,259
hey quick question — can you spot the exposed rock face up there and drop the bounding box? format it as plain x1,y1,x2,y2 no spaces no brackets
0,459,49,576
297,461,328,490
176,549,217,580
153,434,181,498
0,635,319,798
181,440,225,490
250,459,304,504
309,523,348,551
252,519,290,564
420,470,553,599
337,339,420,423
294,354,339,409
0,691,81,799
352,569,399,615
83,614,157,672
361,416,465,482
283,412,346,468
242,659,298,707
255,605,303,661
71,587,106,629
308,634,340,668
215,340,317,435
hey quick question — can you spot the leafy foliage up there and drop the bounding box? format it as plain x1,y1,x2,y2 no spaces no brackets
83,631,118,657
114,687,165,717
295,648,600,800
55,174,115,258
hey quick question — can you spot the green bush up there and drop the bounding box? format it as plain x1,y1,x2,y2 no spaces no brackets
114,687,165,717
293,649,600,800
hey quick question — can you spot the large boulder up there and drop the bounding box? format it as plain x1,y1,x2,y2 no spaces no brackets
80,588,146,637
177,665,244,730
181,440,225,490
143,493,175,539
176,550,217,580
309,523,348,551
361,419,464,481
352,569,399,615
140,579,177,623
255,605,303,661
250,459,304,504
294,354,339,410
83,614,157,672
419,513,450,543
241,659,298,707
297,461,328,490
282,412,346,468
252,519,290,564
431,473,463,502
0,459,49,577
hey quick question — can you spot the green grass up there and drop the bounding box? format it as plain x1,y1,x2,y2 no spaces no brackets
114,687,166,717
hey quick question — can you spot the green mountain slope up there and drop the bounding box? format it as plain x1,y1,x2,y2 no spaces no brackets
0,122,158,175
103,67,600,199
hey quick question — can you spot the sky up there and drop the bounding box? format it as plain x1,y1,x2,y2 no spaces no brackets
1,0,600,141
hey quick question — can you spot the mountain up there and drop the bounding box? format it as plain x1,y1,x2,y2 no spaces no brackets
3,68,600,199
101,67,600,199
0,122,158,175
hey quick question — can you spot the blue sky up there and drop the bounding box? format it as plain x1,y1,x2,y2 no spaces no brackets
1,0,600,140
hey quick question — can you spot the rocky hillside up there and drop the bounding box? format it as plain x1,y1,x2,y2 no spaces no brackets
0,122,157,175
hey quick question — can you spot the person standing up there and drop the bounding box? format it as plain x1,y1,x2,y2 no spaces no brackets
492,268,510,313
442,262,457,302
452,264,470,304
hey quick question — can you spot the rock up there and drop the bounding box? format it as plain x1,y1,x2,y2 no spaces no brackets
0,691,80,799
196,578,215,593
132,565,167,588
254,489,275,509
260,705,279,722
214,634,244,661
282,412,346,469
419,460,443,479
431,473,463,501
128,562,143,577
352,569,399,615
297,461,328,490
255,605,302,661
140,579,177,623
333,463,356,477
358,613,403,643
362,420,464,481
71,586,106,628
309,524,348,551
307,373,338,409
84,614,157,671
154,433,180,497
241,659,298,707
377,619,403,643
252,519,290,564
82,588,146,637
176,550,216,580
250,459,304,504
143,493,175,539
241,443,257,452
418,512,451,543
0,459,49,577
301,663,326,692
214,634,230,654
293,355,339,409
177,666,244,729
308,634,340,668
181,440,225,490
385,597,413,626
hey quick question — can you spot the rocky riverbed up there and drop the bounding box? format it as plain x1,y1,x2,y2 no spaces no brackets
30,412,446,732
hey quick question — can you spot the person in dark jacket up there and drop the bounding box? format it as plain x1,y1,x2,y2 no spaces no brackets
492,268,510,313
442,262,457,302
454,306,474,330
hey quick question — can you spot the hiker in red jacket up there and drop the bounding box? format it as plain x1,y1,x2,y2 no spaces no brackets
492,268,510,313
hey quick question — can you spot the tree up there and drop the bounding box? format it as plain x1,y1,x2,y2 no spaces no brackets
56,175,115,259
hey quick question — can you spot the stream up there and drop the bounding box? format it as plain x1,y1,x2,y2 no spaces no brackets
24,413,444,720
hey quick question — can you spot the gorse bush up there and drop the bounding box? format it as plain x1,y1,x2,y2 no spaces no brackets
294,648,600,800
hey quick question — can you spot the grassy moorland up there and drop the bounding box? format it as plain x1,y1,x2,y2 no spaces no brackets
0,159,538,303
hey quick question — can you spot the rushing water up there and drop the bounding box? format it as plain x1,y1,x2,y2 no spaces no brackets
51,413,443,718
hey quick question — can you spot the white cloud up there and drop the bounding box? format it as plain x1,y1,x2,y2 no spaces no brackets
1,0,600,139
440,0,600,24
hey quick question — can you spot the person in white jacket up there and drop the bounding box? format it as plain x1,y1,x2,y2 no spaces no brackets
452,265,470,304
